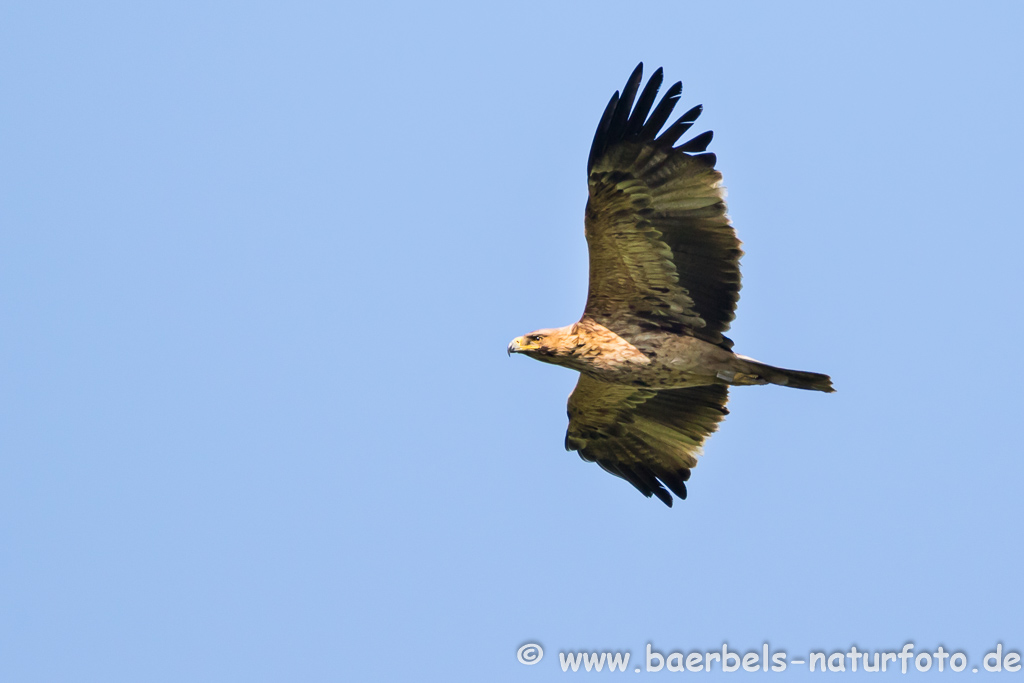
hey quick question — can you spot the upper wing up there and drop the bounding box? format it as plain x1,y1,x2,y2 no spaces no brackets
583,64,743,349
565,374,729,506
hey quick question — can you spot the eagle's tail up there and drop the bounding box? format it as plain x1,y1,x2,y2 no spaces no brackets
721,356,835,393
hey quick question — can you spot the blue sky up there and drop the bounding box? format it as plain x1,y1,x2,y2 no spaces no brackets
3,1,1022,681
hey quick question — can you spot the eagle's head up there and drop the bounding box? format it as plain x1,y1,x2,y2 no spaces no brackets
507,326,575,363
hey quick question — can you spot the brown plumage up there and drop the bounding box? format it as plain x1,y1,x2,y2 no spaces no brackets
508,64,833,507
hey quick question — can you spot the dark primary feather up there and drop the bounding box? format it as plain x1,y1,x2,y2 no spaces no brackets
583,63,743,349
623,67,663,139
638,81,682,141
677,130,714,153
587,93,620,174
656,104,703,147
607,63,643,143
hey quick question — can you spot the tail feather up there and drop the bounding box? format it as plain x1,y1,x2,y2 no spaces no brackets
733,357,835,393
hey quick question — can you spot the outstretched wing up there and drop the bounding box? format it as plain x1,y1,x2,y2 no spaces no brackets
584,63,742,349
565,374,729,506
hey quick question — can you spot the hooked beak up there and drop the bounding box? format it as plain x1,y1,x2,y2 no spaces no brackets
507,336,523,356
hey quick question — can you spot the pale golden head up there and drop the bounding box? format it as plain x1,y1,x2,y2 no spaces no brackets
507,326,575,361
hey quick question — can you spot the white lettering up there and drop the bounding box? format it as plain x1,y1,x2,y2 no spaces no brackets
985,644,1003,672
645,644,663,672
898,643,915,673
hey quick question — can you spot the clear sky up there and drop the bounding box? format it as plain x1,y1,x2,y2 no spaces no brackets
3,1,1022,681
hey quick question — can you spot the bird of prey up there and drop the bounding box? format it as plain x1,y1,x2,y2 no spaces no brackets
508,63,833,507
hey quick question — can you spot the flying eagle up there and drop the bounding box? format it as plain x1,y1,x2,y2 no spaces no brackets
508,64,834,507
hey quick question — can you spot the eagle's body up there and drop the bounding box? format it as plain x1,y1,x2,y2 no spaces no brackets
509,64,833,506
512,320,754,390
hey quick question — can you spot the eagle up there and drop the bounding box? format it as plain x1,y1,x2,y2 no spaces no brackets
508,64,834,507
